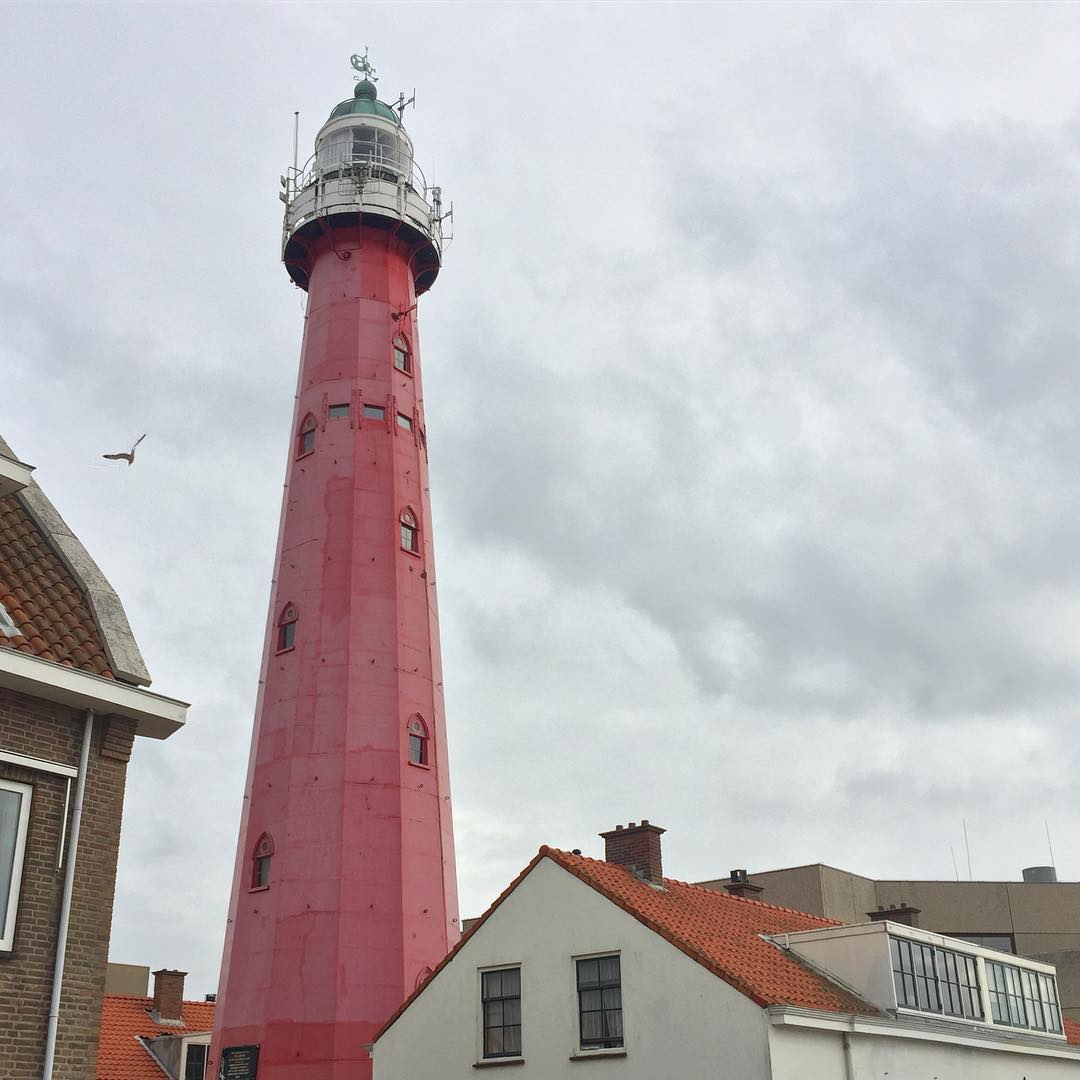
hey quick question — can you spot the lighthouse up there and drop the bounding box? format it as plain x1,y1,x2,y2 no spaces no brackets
210,53,458,1079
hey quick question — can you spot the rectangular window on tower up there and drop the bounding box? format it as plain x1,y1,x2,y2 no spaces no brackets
328,403,349,419
363,404,386,421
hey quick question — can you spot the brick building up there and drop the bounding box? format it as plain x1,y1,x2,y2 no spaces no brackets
0,438,188,1079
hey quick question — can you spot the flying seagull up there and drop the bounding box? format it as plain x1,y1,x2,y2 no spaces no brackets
102,433,148,466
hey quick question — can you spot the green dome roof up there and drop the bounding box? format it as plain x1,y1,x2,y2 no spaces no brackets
328,80,401,124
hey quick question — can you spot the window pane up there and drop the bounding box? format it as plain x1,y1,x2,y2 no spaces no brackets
504,1026,521,1055
0,788,23,911
408,734,424,764
601,987,621,1010
580,989,601,1012
504,998,520,1025
580,1013,602,1041
328,403,349,418
482,971,501,999
606,1010,624,1039
363,404,385,419
484,1029,503,1055
397,414,413,430
485,1000,503,1026
577,959,599,988
599,956,621,982
503,968,520,996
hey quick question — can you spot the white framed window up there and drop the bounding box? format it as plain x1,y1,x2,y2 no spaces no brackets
576,954,623,1050
480,966,521,1059
0,778,33,951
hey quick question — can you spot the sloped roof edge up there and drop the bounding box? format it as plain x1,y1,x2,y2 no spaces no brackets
0,433,151,686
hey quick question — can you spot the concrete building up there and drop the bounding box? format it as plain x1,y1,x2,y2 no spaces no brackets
97,968,214,1079
373,823,1080,1080
699,863,1080,1021
211,53,457,1080
0,438,188,1079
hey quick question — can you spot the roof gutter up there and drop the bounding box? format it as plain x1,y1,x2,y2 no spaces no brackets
0,648,187,739
0,451,34,497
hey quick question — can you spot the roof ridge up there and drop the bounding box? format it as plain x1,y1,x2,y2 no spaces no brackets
544,848,844,926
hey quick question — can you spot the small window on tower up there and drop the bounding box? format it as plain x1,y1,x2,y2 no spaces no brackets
407,716,429,766
297,414,317,457
251,832,274,890
397,413,413,431
328,403,349,419
277,604,298,652
393,334,412,375
363,404,386,420
400,509,419,553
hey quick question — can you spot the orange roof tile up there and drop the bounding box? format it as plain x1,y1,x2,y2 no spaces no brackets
376,847,873,1042
97,995,215,1079
0,495,114,678
545,847,872,1013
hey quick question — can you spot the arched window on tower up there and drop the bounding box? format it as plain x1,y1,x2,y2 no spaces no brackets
277,603,298,652
407,716,429,766
297,414,317,457
251,832,274,889
400,508,419,554
393,334,412,375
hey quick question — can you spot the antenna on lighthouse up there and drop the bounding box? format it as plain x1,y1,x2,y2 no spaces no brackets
394,89,416,120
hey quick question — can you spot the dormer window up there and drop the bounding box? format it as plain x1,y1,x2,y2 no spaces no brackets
0,601,19,639
277,604,298,652
297,414,317,457
777,922,1066,1040
251,833,274,890
393,335,412,375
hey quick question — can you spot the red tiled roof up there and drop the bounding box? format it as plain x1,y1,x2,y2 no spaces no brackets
545,848,872,1013
376,847,873,1042
97,995,215,1079
0,495,114,678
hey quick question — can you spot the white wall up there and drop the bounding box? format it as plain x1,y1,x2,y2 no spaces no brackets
373,856,771,1080
769,1022,1080,1080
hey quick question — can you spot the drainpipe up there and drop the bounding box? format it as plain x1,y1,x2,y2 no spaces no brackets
42,709,94,1080
842,1017,856,1080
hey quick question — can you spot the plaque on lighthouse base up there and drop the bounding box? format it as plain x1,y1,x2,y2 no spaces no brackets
220,1045,259,1079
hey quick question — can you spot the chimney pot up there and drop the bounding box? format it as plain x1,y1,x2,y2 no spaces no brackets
599,821,666,885
724,869,764,899
867,904,921,928
151,969,188,1024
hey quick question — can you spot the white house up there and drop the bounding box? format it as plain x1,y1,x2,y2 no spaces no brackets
372,821,1080,1080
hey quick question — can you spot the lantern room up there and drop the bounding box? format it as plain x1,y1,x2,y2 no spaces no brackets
280,72,444,294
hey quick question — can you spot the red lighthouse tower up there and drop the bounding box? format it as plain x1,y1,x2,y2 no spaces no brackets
210,55,457,1079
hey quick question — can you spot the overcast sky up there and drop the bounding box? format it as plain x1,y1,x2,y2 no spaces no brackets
5,3,1080,998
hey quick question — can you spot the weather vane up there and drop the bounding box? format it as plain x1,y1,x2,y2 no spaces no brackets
350,48,378,83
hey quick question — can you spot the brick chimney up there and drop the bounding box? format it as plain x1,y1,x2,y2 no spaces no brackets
724,869,764,900
151,969,187,1025
867,904,920,928
599,821,665,885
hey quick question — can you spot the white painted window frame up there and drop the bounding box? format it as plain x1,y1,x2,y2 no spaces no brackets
0,777,33,951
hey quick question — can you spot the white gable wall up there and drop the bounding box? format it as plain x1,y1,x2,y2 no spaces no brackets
373,856,771,1080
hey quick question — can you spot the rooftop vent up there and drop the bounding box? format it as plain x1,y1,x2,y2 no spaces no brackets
1022,866,1058,883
